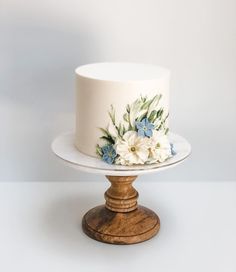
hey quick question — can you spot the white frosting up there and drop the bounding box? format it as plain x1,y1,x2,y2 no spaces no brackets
75,63,170,158
76,62,170,81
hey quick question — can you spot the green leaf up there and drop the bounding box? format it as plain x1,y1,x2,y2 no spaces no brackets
100,136,115,145
123,113,129,122
141,100,151,110
156,108,164,118
163,112,169,122
128,124,133,131
99,127,110,137
96,144,103,157
126,104,130,113
108,105,116,124
118,123,123,136
140,95,147,103
123,125,127,134
136,111,148,122
165,128,169,135
141,95,156,110
148,110,157,123
156,112,169,130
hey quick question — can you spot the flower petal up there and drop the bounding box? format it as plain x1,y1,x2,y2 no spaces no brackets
141,118,147,126
138,129,145,138
135,121,143,130
123,131,136,142
147,123,154,130
136,148,149,162
145,129,153,138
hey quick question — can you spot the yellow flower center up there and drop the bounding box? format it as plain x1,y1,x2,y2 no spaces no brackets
130,146,136,152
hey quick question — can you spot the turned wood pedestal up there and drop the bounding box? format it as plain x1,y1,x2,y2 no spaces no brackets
82,176,160,245
52,132,191,245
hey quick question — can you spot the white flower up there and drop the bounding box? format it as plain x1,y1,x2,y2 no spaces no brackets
115,156,128,166
107,121,118,138
115,131,149,165
148,130,171,163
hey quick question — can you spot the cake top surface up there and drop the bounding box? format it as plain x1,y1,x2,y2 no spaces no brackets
75,62,170,82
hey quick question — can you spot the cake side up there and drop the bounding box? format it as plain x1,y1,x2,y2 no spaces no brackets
75,63,174,165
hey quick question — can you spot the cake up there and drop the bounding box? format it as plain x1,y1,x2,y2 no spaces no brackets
75,63,175,166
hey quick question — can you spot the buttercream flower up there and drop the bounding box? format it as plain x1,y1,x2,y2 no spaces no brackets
102,145,117,164
115,156,129,166
170,143,176,156
148,130,172,163
135,118,154,138
115,131,149,165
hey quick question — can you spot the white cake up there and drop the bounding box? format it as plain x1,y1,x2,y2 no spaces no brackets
75,63,174,165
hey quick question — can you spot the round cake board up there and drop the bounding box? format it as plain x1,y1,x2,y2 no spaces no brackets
51,131,191,176
51,131,191,244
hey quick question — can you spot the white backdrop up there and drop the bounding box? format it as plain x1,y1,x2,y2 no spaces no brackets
1,0,236,181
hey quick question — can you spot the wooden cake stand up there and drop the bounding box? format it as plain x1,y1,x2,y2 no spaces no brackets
51,132,191,245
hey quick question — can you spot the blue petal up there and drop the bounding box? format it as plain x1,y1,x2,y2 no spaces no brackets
147,122,154,130
138,129,145,137
135,121,143,129
102,154,111,164
102,154,109,160
102,145,109,153
141,118,147,126
111,150,117,158
107,146,113,152
170,143,176,155
107,157,114,164
145,129,153,137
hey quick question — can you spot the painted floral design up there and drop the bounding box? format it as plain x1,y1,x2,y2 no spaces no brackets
116,131,150,165
96,94,175,165
101,145,117,164
135,118,154,138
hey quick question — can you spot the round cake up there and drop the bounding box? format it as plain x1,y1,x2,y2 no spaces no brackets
75,62,174,166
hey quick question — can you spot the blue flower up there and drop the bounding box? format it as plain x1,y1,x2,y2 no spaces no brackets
101,145,117,164
170,143,176,156
135,118,154,138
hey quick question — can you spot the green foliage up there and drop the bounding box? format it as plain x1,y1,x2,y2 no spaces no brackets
98,93,169,156
136,110,147,122
96,144,103,157
100,135,115,145
156,112,169,131
118,123,124,136
126,104,130,113
148,110,157,123
99,127,110,137
141,98,153,111
108,105,116,124
156,108,164,118
123,113,129,122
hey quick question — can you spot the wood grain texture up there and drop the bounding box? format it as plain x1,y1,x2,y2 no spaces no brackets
82,175,160,244
82,205,160,244
105,175,138,212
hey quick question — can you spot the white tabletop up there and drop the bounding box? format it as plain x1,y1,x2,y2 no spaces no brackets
0,181,235,272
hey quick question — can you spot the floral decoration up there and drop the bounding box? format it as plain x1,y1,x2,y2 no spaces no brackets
96,94,175,165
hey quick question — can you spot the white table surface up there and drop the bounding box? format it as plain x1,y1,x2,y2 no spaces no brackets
0,181,235,272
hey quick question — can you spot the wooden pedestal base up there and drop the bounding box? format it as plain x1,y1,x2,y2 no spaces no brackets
82,176,160,245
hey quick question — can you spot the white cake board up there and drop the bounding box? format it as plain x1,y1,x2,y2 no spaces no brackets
51,132,191,176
